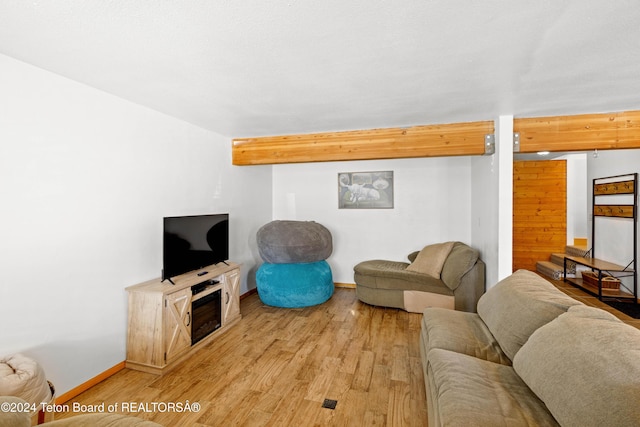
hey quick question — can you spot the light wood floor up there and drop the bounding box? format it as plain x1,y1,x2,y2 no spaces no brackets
56,288,428,426
53,279,638,426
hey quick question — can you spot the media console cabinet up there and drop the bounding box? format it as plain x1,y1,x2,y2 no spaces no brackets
125,262,241,375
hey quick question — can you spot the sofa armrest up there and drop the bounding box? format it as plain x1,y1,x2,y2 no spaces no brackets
354,259,452,295
355,260,443,286
40,413,162,426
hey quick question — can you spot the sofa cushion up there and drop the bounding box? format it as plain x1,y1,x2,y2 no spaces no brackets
0,396,163,426
421,307,511,365
513,305,640,427
0,396,30,427
406,241,454,278
476,269,582,361
41,414,163,426
440,242,479,291
427,348,558,426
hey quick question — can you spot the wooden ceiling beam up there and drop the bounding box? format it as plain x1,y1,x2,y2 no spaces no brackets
232,121,494,165
232,109,640,165
514,110,640,153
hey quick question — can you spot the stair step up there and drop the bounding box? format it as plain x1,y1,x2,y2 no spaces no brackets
550,253,576,273
565,245,589,257
536,261,565,281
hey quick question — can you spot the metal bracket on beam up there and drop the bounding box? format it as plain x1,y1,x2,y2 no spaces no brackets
513,132,520,152
484,134,495,155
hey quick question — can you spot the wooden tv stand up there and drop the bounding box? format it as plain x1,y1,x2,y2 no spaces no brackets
125,262,241,375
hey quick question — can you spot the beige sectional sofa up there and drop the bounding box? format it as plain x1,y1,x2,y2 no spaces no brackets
420,269,640,426
354,241,485,313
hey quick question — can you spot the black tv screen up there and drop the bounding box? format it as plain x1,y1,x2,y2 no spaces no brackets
162,214,229,281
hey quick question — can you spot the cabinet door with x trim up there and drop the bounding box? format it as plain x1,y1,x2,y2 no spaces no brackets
164,288,191,362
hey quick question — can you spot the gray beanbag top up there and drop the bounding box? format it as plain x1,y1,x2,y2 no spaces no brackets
257,220,332,263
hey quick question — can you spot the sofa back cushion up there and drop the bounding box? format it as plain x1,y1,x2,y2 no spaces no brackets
440,242,479,290
405,241,455,279
513,305,640,427
476,269,582,361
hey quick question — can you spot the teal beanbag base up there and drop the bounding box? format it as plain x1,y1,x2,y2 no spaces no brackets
256,261,334,308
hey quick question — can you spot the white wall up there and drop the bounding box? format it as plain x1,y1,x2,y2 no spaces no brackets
0,54,271,395
563,153,588,244
470,152,497,285
272,156,473,283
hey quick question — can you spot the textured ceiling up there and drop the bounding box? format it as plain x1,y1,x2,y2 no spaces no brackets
1,1,639,138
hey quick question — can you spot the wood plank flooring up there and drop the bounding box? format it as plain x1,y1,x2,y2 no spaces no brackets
52,277,638,427
55,288,428,426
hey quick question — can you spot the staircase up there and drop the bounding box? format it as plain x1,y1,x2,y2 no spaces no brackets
536,243,589,281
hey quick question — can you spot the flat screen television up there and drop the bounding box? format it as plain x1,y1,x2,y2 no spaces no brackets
162,213,229,282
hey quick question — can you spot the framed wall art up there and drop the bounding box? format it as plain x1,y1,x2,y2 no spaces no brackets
338,171,394,209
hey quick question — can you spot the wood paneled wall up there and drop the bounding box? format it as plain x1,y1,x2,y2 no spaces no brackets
232,121,494,165
514,110,640,153
513,160,567,272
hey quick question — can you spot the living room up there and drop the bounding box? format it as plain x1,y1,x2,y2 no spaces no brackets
2,52,491,396
2,2,640,426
